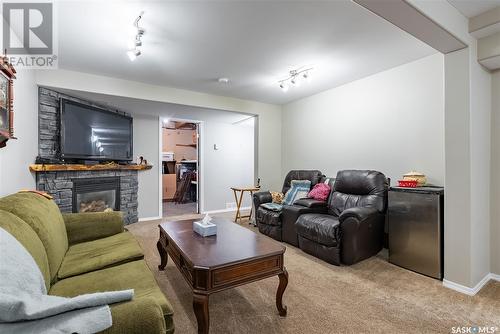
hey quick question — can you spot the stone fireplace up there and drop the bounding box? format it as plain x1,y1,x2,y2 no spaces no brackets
34,87,142,225
35,170,138,224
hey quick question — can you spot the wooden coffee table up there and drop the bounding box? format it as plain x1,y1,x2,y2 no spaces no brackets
157,218,288,334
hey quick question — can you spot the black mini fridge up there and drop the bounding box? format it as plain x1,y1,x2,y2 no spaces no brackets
388,186,444,280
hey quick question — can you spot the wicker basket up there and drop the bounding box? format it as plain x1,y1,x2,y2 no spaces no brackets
402,171,427,186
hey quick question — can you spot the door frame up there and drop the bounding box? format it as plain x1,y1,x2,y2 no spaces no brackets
159,117,203,215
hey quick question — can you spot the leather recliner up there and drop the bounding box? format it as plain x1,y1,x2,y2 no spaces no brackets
253,170,324,243
295,170,388,265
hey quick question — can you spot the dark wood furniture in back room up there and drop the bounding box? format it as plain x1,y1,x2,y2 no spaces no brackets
157,218,288,334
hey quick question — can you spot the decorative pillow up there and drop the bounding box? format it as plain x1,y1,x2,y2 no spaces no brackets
261,203,283,212
283,180,311,205
308,183,331,201
270,191,284,204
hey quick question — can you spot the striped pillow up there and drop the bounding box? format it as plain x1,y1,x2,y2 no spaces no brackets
283,180,311,205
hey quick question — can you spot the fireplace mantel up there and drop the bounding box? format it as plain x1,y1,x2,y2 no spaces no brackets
29,163,152,173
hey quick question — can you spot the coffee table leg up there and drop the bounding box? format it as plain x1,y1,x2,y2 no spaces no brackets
157,240,168,270
276,267,288,316
193,293,209,334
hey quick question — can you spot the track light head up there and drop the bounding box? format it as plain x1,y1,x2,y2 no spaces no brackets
127,49,141,61
279,82,288,92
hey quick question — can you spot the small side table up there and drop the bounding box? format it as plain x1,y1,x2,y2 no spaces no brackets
231,186,260,223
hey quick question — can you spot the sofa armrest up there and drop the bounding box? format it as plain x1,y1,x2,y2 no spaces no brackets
338,207,384,265
109,297,169,334
293,198,328,208
339,207,378,223
253,191,273,208
63,211,124,245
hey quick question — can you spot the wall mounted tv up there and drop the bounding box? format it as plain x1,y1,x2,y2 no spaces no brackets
60,99,133,162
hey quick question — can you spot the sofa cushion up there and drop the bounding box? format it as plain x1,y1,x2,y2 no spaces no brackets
283,180,311,205
282,170,323,194
329,170,388,216
0,210,51,291
58,231,144,279
260,202,283,212
49,260,174,334
257,206,282,226
296,214,340,247
0,193,68,282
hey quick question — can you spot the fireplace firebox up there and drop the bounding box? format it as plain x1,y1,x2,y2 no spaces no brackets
72,177,120,213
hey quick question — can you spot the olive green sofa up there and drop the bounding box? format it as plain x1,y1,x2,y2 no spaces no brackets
0,192,174,333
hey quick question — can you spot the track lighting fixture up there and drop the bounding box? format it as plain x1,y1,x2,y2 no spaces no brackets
278,67,313,92
127,11,145,61
127,49,141,61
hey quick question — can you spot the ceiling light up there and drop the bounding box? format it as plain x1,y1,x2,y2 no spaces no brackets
303,71,311,83
127,49,141,61
277,67,313,91
127,39,142,49
218,77,230,84
279,82,289,92
126,12,145,61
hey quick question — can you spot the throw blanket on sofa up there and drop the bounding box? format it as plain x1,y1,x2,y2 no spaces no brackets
0,227,134,334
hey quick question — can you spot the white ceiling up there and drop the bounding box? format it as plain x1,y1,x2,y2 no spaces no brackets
56,1,436,105
447,0,500,17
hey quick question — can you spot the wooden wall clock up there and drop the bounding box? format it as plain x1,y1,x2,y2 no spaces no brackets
0,55,16,148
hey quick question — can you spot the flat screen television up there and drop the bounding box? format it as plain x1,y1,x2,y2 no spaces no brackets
60,99,133,161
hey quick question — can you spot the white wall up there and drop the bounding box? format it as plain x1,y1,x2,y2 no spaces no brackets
490,71,500,275
282,53,444,185
202,117,255,211
410,0,494,289
0,70,38,196
133,115,161,219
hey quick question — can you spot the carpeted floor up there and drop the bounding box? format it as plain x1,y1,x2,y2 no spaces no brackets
127,212,500,334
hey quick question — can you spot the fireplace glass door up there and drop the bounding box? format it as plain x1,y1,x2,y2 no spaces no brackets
72,177,120,213
77,189,116,213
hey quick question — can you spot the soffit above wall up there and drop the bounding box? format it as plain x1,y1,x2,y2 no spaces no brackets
353,0,467,54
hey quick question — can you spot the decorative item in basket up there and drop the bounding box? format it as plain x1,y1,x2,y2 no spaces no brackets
397,180,418,188
402,171,427,186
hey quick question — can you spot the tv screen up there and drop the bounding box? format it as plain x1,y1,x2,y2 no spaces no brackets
60,99,133,161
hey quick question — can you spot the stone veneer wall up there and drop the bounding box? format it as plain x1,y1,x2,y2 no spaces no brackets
36,170,138,224
37,88,139,224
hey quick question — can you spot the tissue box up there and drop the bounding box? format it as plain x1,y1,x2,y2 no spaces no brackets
193,221,217,237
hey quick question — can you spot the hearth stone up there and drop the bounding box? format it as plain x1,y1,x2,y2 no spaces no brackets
36,170,139,225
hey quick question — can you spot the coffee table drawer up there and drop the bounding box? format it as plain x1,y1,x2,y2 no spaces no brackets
167,242,194,285
211,255,282,289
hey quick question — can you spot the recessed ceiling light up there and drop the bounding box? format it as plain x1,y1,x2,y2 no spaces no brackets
218,77,230,84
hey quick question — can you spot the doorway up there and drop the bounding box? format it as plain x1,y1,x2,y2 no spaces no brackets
161,119,200,217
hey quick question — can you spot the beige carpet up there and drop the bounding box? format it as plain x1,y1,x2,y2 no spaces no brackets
128,213,500,334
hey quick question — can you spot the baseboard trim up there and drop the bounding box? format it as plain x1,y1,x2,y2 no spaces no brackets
138,216,162,222
202,206,251,214
443,273,499,296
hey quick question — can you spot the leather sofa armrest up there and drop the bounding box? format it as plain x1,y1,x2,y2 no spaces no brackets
293,198,328,208
339,207,378,223
253,191,273,208
63,211,124,245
